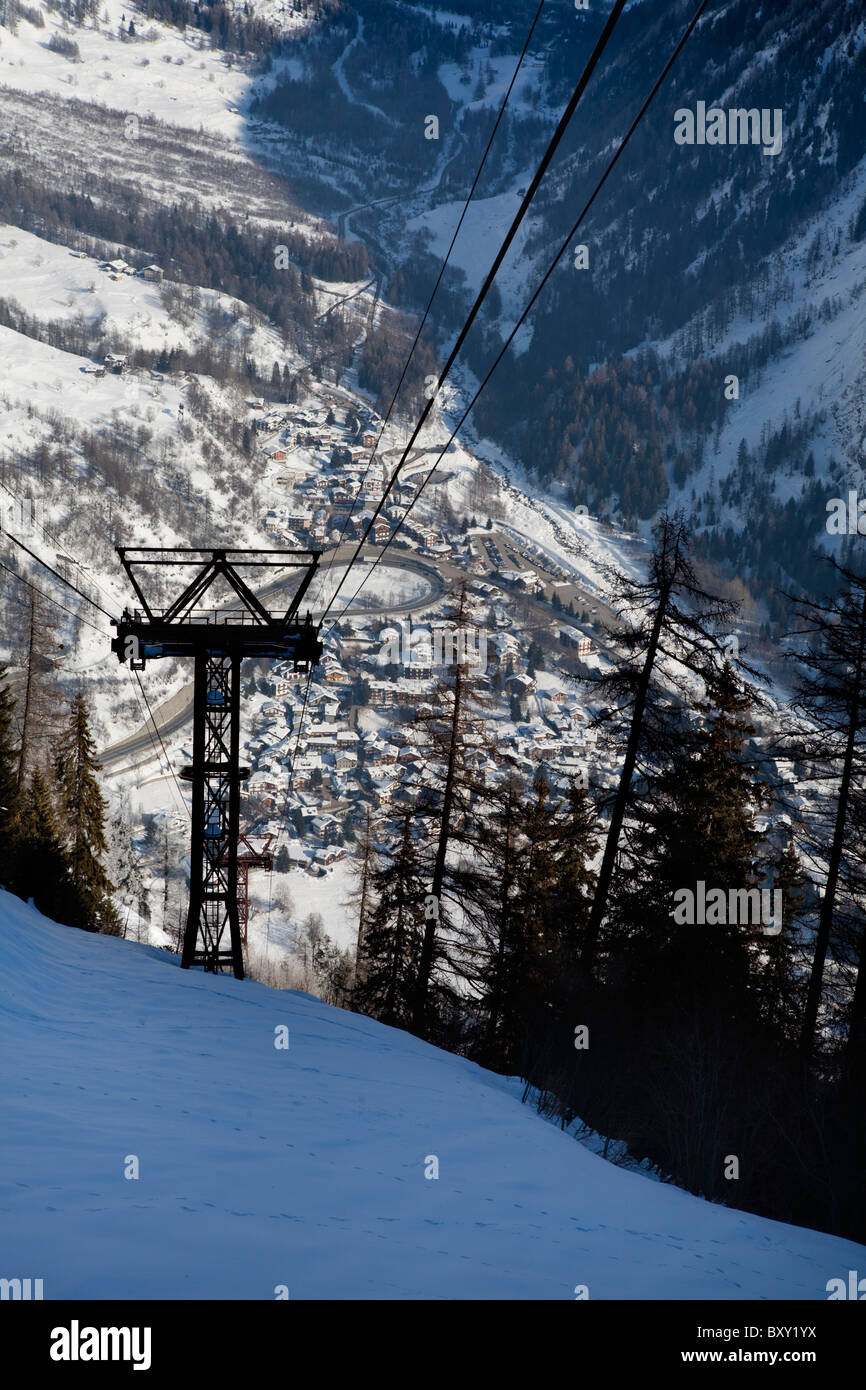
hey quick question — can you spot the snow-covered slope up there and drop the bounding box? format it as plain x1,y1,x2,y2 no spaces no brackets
2,889,863,1300
0,0,252,137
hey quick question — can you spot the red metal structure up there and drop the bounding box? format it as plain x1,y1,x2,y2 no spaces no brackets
231,833,275,945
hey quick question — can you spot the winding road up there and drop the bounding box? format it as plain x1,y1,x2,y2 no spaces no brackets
100,545,446,771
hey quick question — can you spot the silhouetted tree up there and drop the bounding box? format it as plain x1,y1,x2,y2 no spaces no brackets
53,693,119,933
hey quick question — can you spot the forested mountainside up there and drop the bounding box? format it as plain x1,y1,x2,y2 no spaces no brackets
226,0,866,626
8,0,863,621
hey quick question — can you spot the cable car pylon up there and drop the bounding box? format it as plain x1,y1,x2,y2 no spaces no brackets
111,548,322,979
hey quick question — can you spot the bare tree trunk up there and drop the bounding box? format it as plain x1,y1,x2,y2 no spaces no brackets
412,587,473,1036
412,662,464,1037
486,779,516,1050
801,584,866,1055
16,592,39,790
353,807,372,990
848,918,866,1064
582,566,676,971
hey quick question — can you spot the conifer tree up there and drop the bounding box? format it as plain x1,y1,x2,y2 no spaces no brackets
53,693,118,933
511,772,560,1023
352,810,425,1028
103,799,145,940
512,777,598,1069
781,561,866,1055
612,662,769,1012
472,775,598,1073
471,772,523,1068
12,771,75,926
0,663,19,884
349,806,374,1001
410,589,491,1037
581,513,756,972
541,781,599,973
754,838,808,1042
16,589,55,790
411,661,466,1036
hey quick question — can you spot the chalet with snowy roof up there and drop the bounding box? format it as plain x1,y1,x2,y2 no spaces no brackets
315,846,346,866
307,726,338,747
368,678,433,707
311,695,340,722
506,673,536,697
310,814,341,843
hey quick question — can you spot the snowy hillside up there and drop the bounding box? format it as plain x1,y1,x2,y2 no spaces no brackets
2,890,864,1300
1,0,865,1283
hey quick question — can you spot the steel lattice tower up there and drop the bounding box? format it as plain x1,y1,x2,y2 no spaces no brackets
111,548,321,979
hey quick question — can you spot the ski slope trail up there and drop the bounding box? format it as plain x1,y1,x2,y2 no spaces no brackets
1,890,862,1300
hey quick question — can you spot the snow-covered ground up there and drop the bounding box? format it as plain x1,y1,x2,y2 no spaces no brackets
0,321,183,434
657,155,866,509
406,186,536,309
247,856,359,955
0,0,251,138
2,889,864,1300
0,228,188,351
311,560,433,615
